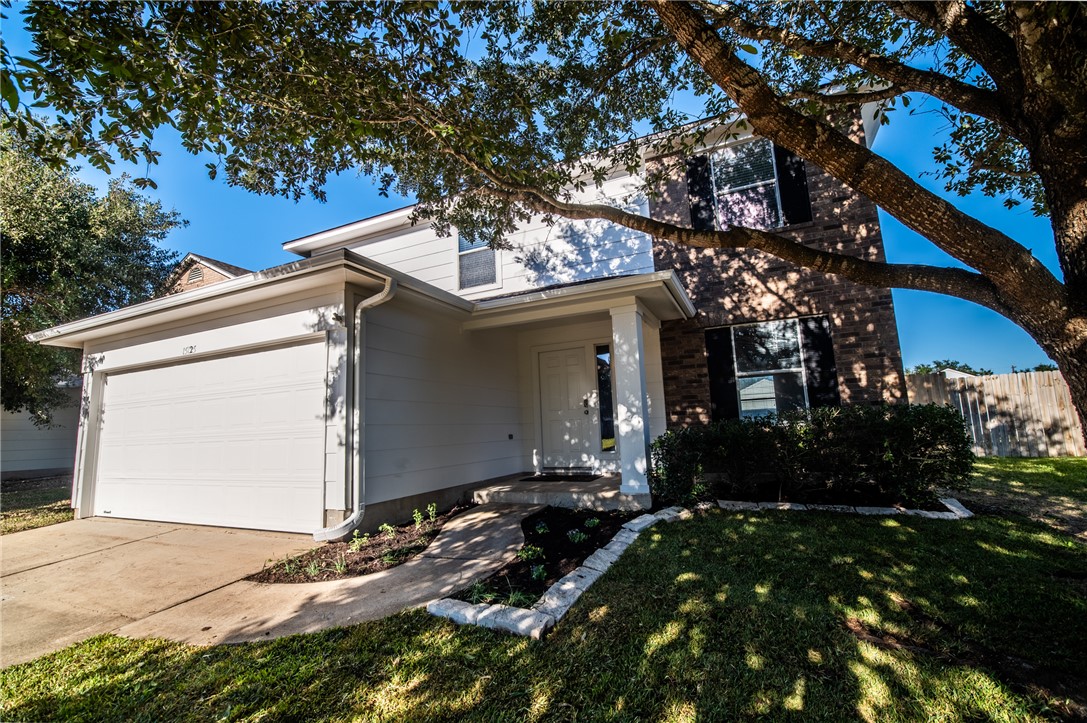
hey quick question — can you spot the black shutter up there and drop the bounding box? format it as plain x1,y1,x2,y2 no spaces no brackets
686,155,717,231
800,315,840,408
773,144,813,225
705,328,739,421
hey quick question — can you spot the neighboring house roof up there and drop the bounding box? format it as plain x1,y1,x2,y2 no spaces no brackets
166,253,254,295
185,253,252,278
940,368,978,378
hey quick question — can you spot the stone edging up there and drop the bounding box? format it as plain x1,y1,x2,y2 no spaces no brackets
426,506,692,639
718,496,974,520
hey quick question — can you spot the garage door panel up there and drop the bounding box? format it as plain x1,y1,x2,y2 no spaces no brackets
94,341,327,533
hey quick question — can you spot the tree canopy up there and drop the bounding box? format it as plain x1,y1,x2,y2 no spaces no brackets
2,1,1084,426
0,132,183,423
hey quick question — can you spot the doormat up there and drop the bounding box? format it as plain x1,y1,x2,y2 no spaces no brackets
520,473,601,482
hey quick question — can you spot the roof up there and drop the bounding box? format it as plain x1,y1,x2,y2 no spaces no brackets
181,253,252,278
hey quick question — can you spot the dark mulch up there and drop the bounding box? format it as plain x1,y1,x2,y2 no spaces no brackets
247,505,470,584
452,506,635,606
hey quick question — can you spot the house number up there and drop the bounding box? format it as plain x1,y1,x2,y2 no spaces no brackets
182,345,196,355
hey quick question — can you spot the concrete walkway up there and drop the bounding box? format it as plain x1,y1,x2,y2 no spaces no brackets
1,518,312,667
117,503,539,646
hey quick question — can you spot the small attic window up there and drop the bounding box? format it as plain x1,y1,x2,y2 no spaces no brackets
187,267,204,283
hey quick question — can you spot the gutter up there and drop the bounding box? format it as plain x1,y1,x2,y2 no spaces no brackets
312,276,398,542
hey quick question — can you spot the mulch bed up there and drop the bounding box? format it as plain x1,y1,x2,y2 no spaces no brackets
451,506,635,606
711,475,949,511
247,504,470,584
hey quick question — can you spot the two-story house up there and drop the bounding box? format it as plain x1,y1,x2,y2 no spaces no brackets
30,116,904,538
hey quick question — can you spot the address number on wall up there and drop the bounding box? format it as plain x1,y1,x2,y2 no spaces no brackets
182,345,196,355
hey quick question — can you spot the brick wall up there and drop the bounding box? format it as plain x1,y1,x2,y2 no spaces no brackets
647,141,906,428
169,263,232,294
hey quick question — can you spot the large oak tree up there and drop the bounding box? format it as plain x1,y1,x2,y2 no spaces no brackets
3,1,1084,429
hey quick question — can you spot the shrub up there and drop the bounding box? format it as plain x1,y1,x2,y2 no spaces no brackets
649,404,973,506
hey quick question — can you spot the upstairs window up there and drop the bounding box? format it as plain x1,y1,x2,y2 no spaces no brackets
687,138,813,231
711,139,782,229
705,315,840,421
458,236,496,290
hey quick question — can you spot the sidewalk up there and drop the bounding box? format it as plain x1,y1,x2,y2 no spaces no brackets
117,503,539,646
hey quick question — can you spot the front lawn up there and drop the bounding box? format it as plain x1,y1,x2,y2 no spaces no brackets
3,458,1085,721
0,476,73,535
960,457,1087,540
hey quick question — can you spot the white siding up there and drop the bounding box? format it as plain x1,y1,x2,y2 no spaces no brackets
345,175,654,300
1,389,80,477
363,302,523,503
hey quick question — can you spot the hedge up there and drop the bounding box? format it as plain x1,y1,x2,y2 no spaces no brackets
649,404,974,506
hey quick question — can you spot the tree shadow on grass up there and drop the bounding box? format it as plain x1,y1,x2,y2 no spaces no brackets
4,510,1086,721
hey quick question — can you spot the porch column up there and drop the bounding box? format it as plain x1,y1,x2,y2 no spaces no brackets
610,303,652,495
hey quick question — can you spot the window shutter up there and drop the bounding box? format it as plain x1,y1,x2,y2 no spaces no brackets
686,155,717,231
705,328,739,421
772,144,813,225
799,315,840,408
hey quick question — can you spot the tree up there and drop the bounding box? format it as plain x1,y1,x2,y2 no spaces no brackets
906,360,993,376
0,132,183,424
2,1,1085,430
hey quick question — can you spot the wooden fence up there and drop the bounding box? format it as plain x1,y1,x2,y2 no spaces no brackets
906,371,1085,458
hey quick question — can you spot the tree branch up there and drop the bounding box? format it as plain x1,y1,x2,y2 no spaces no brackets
647,0,1066,325
698,1,1016,133
886,1,1024,101
784,84,905,105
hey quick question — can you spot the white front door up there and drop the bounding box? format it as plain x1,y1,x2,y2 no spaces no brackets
539,347,595,468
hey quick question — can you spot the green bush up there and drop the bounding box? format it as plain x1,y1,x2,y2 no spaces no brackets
649,404,974,506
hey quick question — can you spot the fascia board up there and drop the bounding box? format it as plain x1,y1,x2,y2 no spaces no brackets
282,206,419,257
29,250,470,348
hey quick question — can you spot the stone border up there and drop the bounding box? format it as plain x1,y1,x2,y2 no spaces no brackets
717,496,974,520
427,506,692,639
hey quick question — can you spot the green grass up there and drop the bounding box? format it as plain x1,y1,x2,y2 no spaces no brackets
961,457,1087,539
0,477,73,535
2,458,1086,721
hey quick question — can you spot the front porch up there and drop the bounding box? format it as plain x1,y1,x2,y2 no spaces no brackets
471,472,652,511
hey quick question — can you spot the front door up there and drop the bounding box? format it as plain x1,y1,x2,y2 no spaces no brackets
539,347,594,468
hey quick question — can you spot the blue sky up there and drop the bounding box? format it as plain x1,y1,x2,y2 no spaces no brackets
5,11,1059,373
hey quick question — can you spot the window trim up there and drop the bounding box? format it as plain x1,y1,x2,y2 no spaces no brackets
707,138,786,230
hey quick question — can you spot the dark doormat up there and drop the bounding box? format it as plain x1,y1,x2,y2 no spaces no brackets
520,473,601,482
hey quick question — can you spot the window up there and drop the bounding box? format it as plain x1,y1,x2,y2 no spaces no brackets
458,236,496,289
705,315,840,421
595,344,616,452
710,139,781,229
687,138,812,231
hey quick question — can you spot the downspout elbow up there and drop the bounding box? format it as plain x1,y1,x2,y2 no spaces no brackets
312,277,397,542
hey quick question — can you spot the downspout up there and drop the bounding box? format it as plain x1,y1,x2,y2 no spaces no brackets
313,276,397,541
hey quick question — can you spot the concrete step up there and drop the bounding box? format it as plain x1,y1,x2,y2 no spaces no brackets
472,477,651,511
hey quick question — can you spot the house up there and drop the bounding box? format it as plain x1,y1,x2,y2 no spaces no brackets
0,383,81,481
166,253,252,294
28,114,904,538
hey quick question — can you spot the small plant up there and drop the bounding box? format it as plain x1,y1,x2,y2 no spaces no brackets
507,590,537,608
530,564,547,581
517,544,544,561
378,522,396,538
534,521,550,534
305,560,321,578
412,508,424,528
568,529,589,544
332,553,347,574
281,556,296,575
584,517,600,528
465,581,497,605
427,502,438,522
348,530,369,553
381,552,399,565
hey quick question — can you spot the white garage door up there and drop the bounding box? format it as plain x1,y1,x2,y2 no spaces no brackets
93,340,328,533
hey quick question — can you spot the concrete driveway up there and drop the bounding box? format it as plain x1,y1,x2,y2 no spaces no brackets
0,518,312,667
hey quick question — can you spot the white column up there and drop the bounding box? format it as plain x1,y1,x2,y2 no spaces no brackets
610,304,652,495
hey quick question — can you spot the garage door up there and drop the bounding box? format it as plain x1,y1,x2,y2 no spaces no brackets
93,340,328,533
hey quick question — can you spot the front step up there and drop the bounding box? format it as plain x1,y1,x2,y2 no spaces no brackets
472,477,651,512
